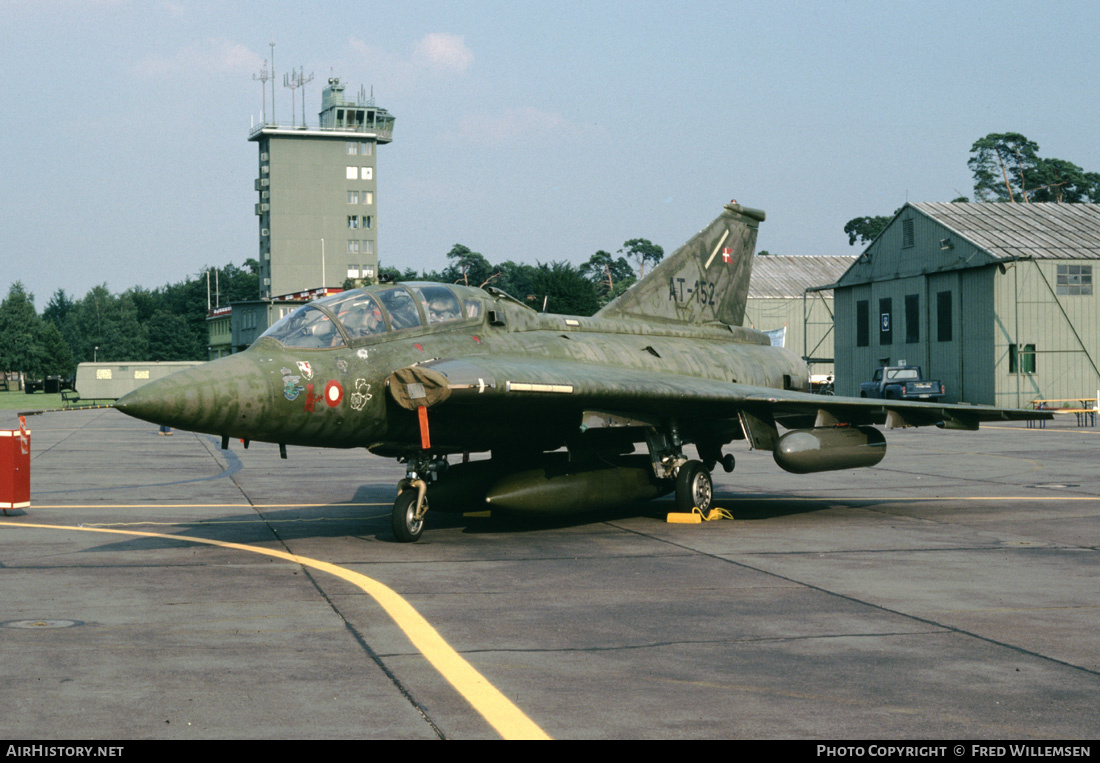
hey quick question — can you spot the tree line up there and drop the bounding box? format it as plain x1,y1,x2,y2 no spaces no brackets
1,238,664,382
376,238,663,317
844,132,1100,246
0,262,259,382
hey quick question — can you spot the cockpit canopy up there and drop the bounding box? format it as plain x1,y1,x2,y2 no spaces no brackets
259,283,482,349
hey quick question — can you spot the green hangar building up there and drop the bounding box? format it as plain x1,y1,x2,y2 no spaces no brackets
743,254,855,379
830,202,1099,407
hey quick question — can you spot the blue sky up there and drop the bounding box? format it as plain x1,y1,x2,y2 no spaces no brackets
2,0,1098,306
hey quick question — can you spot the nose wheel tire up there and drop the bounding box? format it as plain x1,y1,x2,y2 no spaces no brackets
392,491,427,543
675,460,713,513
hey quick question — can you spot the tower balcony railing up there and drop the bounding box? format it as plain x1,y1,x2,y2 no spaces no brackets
249,118,394,142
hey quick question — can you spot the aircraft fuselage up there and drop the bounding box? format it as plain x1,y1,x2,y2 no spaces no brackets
117,286,808,458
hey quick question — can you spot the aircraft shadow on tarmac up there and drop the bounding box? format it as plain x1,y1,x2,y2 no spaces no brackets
75,483,843,554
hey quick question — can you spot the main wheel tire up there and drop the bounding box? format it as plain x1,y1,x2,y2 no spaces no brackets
392,491,426,543
675,460,713,513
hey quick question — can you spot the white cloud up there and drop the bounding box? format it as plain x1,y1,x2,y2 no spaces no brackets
413,33,473,73
346,32,473,92
136,38,264,78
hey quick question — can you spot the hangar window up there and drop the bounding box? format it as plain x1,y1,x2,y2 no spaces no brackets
1056,265,1092,295
902,219,914,248
905,294,920,344
879,298,893,346
936,291,952,342
1009,343,1036,374
856,300,869,347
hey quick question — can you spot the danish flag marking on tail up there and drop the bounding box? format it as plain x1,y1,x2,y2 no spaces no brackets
703,229,732,268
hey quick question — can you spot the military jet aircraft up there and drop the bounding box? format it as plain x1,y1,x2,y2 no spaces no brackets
115,202,1049,541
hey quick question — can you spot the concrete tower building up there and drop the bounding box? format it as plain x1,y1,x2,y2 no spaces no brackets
248,77,395,298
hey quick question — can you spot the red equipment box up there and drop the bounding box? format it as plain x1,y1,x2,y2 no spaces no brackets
1,418,30,510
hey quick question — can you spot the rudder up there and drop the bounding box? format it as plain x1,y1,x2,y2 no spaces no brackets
595,201,765,326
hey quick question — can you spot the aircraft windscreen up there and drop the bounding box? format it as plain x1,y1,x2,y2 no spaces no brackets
261,305,345,348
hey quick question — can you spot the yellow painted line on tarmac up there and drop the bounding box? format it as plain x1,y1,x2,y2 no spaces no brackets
0,521,550,741
75,518,391,529
713,496,1100,502
984,425,1100,435
24,502,391,509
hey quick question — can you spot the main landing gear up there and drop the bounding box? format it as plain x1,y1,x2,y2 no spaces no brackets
646,424,736,514
674,460,713,513
392,453,447,543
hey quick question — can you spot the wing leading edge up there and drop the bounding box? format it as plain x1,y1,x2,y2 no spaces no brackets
387,356,1051,432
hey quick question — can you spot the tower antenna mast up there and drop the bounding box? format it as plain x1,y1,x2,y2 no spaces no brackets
269,42,276,124
296,66,315,127
252,59,271,122
283,67,301,127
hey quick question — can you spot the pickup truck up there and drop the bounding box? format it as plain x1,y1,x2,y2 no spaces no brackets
860,365,945,401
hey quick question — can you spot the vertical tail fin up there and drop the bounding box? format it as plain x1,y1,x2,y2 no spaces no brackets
595,202,765,326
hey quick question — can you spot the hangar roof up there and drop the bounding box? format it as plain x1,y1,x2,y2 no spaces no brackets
748,255,855,298
912,202,1100,261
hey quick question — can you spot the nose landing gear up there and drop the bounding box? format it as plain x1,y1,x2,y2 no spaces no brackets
393,481,428,543
392,453,447,542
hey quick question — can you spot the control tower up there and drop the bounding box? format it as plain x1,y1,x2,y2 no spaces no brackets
248,77,395,298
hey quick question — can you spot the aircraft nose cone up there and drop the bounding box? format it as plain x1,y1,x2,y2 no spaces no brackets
114,354,271,437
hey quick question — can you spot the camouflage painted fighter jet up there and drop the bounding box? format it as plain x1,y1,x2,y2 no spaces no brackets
115,202,1049,541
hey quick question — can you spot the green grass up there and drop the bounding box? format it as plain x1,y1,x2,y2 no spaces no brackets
0,390,81,411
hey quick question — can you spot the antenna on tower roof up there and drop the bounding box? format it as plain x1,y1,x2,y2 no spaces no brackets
299,67,314,127
252,59,271,123
283,67,300,127
269,42,276,124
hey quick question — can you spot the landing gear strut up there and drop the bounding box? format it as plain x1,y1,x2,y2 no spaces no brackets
646,422,735,514
392,453,447,543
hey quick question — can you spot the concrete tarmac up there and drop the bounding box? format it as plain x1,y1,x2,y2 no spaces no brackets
1,407,1098,739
